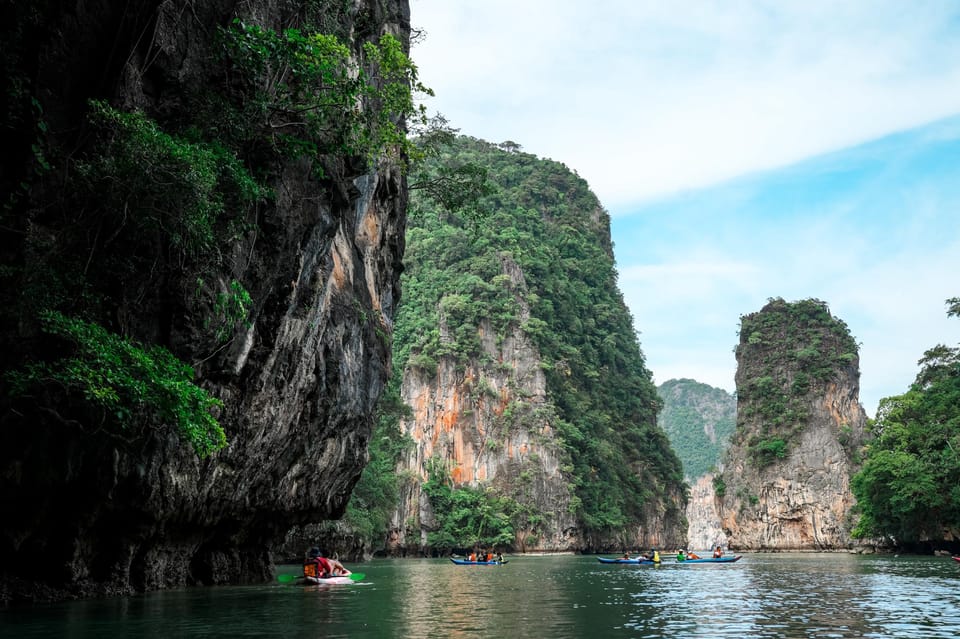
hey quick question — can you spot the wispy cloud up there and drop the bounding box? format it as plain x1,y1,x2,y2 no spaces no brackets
412,0,960,207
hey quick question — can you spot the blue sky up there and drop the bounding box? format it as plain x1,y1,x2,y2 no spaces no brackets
410,0,960,415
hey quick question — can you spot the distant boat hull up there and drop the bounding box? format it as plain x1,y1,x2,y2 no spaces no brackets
450,558,507,565
674,556,742,563
597,557,659,564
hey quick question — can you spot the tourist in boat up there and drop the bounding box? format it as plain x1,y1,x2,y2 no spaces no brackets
677,549,686,561
687,550,701,559
496,552,504,563
306,547,332,578
713,546,724,558
326,554,351,576
644,548,660,562
621,552,630,560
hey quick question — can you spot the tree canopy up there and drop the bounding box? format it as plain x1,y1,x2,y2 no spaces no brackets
851,297,960,544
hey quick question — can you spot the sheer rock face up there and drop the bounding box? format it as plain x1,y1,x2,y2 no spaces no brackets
0,0,409,601
717,300,868,550
385,257,686,554
387,260,580,553
686,474,726,552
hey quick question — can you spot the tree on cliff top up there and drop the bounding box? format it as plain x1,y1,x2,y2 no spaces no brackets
851,297,960,545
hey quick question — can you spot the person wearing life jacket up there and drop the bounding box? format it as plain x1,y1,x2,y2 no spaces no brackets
713,545,724,558
677,549,686,561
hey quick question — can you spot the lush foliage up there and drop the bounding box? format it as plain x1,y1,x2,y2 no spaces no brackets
1,10,430,459
216,22,429,168
422,459,518,551
734,298,860,467
6,311,226,457
657,378,736,480
393,136,684,540
851,298,960,543
80,100,265,261
327,387,414,541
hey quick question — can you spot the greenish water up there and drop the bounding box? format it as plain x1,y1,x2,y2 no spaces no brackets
3,553,960,638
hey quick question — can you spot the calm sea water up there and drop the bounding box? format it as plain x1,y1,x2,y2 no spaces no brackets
2,553,960,638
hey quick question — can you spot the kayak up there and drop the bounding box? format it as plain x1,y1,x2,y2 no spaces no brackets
952,556,960,563
303,575,356,584
277,571,365,585
673,556,742,563
597,557,659,564
450,558,507,565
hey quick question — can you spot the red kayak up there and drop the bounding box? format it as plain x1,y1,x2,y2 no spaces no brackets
952,556,960,563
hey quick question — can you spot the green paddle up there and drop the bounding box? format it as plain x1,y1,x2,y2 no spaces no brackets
277,572,365,583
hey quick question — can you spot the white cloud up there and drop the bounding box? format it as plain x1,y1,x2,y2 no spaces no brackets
411,0,960,207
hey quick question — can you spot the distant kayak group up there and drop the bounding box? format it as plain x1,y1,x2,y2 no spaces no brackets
599,547,742,565
451,550,507,565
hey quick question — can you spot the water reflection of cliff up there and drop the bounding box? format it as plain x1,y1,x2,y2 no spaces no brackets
392,559,574,637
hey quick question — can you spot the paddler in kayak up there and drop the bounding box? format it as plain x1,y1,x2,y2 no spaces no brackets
305,547,332,579
305,548,351,579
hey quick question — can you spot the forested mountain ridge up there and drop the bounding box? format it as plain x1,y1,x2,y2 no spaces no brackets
717,298,868,550
376,136,687,553
657,378,736,481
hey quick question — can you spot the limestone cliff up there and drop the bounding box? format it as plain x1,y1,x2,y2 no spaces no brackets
0,0,409,601
717,298,868,550
686,473,727,551
389,260,579,552
384,138,687,554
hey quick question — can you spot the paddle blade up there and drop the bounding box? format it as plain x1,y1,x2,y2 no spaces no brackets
348,572,365,581
277,573,299,583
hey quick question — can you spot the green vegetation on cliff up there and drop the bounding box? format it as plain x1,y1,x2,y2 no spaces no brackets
657,379,736,480
381,136,684,543
851,298,960,544
1,9,426,457
734,298,860,467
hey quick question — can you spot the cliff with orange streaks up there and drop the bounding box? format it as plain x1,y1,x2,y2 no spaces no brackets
383,137,687,554
389,261,578,552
